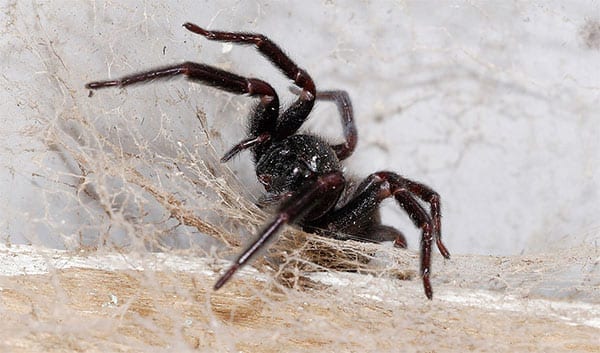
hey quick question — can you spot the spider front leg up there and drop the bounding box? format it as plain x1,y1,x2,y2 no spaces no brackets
315,90,357,160
183,23,316,139
85,62,281,161
310,171,450,299
214,172,345,290
286,87,357,160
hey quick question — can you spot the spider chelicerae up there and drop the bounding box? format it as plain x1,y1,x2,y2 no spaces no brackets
86,22,450,299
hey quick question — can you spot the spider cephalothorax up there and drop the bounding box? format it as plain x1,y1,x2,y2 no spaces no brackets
86,23,450,299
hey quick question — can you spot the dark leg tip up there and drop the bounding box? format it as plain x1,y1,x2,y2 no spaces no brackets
85,80,120,89
183,22,207,36
220,147,238,163
422,268,433,300
213,263,240,290
423,278,433,300
436,239,451,259
393,236,407,249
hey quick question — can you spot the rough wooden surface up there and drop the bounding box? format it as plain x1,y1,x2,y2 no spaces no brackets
0,245,598,352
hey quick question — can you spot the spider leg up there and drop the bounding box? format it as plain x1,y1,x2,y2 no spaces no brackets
309,171,450,299
401,177,450,259
369,224,408,248
85,62,280,161
214,171,345,290
183,23,316,139
285,88,357,160
220,133,271,163
315,90,357,160
393,190,437,299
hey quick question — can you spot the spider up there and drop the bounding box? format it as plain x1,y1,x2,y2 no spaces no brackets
86,22,450,299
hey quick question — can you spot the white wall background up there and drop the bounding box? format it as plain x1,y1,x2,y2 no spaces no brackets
1,1,599,256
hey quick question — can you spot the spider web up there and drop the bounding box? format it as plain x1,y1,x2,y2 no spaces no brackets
1,1,599,352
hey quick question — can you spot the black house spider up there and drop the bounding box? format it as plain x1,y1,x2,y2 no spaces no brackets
86,23,450,299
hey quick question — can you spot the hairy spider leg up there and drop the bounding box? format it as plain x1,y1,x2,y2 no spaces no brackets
183,23,317,140
393,191,438,299
214,171,345,290
360,172,450,260
401,178,450,259
85,62,281,161
314,90,357,161
310,171,450,299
